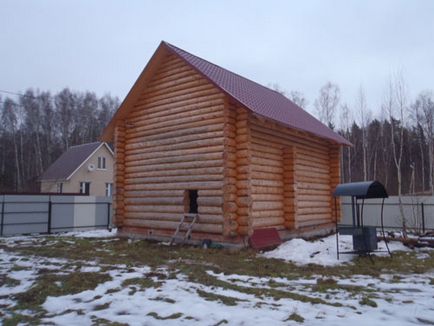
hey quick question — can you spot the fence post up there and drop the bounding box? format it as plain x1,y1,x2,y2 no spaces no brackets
0,197,5,236
107,202,111,230
47,196,52,234
421,202,425,234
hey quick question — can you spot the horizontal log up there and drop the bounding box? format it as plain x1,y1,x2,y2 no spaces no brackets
131,98,225,124
251,179,284,188
250,128,328,156
123,212,223,224
251,209,283,218
124,152,223,167
126,117,225,140
131,93,224,120
125,197,183,205
297,182,330,191
251,165,283,174
250,172,283,181
252,201,284,211
125,205,183,213
297,201,331,208
124,218,223,234
124,180,224,191
197,196,223,207
296,212,332,220
252,217,285,228
130,104,223,131
297,207,332,215
199,206,223,215
127,110,224,135
297,188,331,196
125,166,224,179
251,194,284,201
138,87,221,111
125,144,224,162
144,75,209,100
251,157,282,168
125,159,223,174
296,195,331,202
125,130,224,151
250,117,331,151
251,186,282,194
124,190,183,198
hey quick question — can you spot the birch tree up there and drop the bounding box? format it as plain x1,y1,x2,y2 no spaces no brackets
340,103,352,182
356,87,371,181
1,98,22,190
412,91,434,194
314,82,340,129
383,75,407,229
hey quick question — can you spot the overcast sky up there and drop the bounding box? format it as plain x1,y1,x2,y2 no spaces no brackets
1,0,433,118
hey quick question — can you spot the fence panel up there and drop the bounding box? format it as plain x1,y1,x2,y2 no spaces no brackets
341,195,434,232
0,194,112,236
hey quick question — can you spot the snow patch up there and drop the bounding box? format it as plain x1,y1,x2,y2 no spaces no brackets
262,235,410,266
59,228,117,238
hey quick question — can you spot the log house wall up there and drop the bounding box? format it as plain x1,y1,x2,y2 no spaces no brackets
249,115,339,231
112,52,342,243
119,54,227,237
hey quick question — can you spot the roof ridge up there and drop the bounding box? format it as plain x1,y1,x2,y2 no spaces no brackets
164,41,284,100
162,41,350,146
70,141,101,148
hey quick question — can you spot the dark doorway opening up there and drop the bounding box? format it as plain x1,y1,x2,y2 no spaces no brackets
185,190,198,214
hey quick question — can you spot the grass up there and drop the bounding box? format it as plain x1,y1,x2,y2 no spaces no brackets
196,289,241,306
1,234,433,324
14,271,111,310
286,312,305,323
147,312,183,320
0,275,20,287
4,237,433,281
359,296,378,308
121,277,158,289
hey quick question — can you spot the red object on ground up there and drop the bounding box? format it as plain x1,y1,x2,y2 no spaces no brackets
249,228,282,250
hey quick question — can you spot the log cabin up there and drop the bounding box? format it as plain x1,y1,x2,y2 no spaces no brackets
101,41,351,246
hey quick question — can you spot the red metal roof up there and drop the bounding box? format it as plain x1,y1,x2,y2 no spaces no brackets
163,42,350,145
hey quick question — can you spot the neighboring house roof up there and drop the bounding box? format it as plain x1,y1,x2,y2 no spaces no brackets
39,142,113,181
102,41,350,145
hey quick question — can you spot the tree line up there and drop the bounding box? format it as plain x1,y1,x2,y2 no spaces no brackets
0,89,119,192
1,79,433,197
277,75,434,198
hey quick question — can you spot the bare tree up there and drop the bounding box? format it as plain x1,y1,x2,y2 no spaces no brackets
1,98,22,190
288,90,308,109
55,88,77,150
314,82,340,129
356,87,371,181
268,83,286,96
339,103,352,182
383,74,408,230
412,91,434,194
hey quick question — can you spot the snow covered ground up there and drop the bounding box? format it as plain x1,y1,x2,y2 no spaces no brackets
1,231,433,325
263,234,412,266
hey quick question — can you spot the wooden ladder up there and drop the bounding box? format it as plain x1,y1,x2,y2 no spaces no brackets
170,213,198,245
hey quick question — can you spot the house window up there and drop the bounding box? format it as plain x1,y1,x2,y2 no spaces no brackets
105,183,113,197
56,183,63,194
184,190,198,214
97,156,106,169
80,182,91,195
